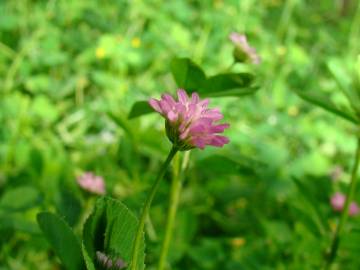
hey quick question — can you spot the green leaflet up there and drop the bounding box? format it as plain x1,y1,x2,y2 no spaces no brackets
170,57,206,92
37,212,85,270
128,101,153,119
294,89,359,124
0,186,41,212
82,196,145,270
327,59,360,114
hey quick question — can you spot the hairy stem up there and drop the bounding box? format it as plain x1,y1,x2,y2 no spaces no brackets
130,146,178,270
158,151,190,270
324,138,360,269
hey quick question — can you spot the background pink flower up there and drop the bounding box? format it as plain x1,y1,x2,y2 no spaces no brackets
229,32,261,65
77,172,105,195
331,192,346,211
349,202,360,216
149,89,230,150
330,192,359,217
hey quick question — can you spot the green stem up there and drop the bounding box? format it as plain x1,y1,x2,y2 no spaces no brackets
324,138,360,270
145,214,158,241
349,0,360,57
276,0,297,41
157,151,190,270
130,146,178,270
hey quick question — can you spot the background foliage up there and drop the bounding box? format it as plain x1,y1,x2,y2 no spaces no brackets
1,0,360,269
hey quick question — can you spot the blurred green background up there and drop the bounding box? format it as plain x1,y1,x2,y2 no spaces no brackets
1,0,360,269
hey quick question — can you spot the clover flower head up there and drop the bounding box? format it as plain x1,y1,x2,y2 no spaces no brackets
77,172,105,195
349,202,360,216
331,192,346,211
229,32,261,65
149,89,230,151
330,192,359,217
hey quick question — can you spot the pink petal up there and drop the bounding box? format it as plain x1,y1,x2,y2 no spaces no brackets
162,94,176,106
159,99,172,114
203,108,223,121
198,98,209,108
190,124,206,133
195,118,213,126
149,99,162,113
179,129,189,140
350,202,360,216
177,89,189,104
175,103,186,114
167,111,178,122
193,138,206,149
186,104,197,117
191,92,200,104
331,192,346,211
77,172,105,195
210,123,230,133
229,32,247,45
210,135,230,147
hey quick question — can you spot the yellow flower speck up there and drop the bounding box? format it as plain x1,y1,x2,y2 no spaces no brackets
287,106,299,117
214,0,223,9
231,237,246,248
95,47,106,59
329,220,337,233
131,37,141,48
235,198,248,209
276,46,287,56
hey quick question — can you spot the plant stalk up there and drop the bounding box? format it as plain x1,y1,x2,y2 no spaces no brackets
277,0,296,41
324,138,360,269
157,151,190,270
130,146,178,270
349,0,360,57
